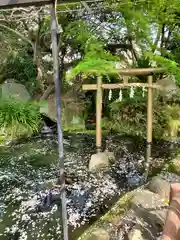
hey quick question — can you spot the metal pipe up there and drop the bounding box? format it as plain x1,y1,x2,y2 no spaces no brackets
50,3,68,240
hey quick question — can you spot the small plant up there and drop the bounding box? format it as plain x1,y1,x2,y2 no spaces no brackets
0,98,41,140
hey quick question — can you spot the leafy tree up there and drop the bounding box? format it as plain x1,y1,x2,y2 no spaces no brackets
67,39,119,80
0,0,179,138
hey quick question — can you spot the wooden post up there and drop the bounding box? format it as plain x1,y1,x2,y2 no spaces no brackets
123,76,128,84
145,74,153,180
96,76,103,152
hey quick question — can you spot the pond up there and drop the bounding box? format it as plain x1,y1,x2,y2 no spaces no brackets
0,133,179,240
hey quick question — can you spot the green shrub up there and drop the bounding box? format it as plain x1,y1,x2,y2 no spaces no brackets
0,98,41,140
107,90,180,140
0,52,39,96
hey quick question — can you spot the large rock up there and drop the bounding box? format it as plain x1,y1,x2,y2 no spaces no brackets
78,185,168,240
128,228,143,240
40,93,85,129
89,151,115,172
147,176,170,200
129,189,168,239
87,228,109,240
40,94,56,122
0,79,30,101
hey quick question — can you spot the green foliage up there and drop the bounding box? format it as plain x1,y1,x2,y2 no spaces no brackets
161,105,180,139
109,94,147,138
67,39,120,80
0,98,41,140
147,0,180,25
120,2,150,43
0,0,179,142
145,52,180,82
167,158,180,176
64,20,92,50
108,91,180,140
0,52,39,96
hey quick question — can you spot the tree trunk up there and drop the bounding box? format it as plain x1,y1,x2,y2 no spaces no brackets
40,85,54,100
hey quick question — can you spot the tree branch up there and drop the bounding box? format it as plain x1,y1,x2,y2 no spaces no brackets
0,23,35,51
40,85,54,100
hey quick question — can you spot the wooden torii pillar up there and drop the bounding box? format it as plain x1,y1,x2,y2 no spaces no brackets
82,68,165,179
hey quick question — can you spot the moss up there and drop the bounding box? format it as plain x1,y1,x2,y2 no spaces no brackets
78,192,133,240
63,124,86,132
101,194,132,222
63,128,109,135
167,158,180,176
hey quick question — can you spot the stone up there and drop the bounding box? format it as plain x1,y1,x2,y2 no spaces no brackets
89,152,112,171
40,93,85,130
160,172,180,184
127,171,144,187
147,176,170,200
129,189,168,239
87,228,109,240
79,187,168,240
104,150,115,162
128,228,143,240
40,95,56,122
1,79,31,101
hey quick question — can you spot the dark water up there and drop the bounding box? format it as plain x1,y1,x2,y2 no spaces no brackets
0,133,179,240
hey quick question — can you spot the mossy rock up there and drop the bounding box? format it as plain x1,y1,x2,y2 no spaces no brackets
167,158,180,176
40,93,85,131
78,191,133,240
86,228,110,240
1,79,31,101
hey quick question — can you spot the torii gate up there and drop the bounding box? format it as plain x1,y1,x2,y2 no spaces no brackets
82,68,165,179
0,1,169,239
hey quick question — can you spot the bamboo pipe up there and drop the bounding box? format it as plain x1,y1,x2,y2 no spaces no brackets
96,76,103,152
144,75,153,180
147,75,153,144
